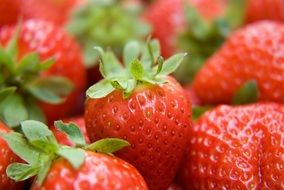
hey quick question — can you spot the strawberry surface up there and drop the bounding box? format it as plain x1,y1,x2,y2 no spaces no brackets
31,151,148,190
192,21,284,105
179,103,284,189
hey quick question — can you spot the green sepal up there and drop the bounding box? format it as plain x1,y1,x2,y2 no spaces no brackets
87,40,187,99
54,120,86,147
17,52,41,74
0,87,17,102
86,79,115,98
0,132,40,164
25,98,46,123
232,80,258,105
0,47,15,74
123,41,140,67
27,76,74,104
86,138,130,154
6,163,39,181
0,95,28,128
36,155,53,185
57,146,85,169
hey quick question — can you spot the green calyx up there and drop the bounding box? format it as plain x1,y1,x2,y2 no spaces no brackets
0,27,74,128
0,120,129,185
67,0,151,68
232,80,258,105
86,39,187,99
175,0,246,83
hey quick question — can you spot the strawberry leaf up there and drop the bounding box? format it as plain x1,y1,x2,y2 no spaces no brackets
25,99,46,123
38,57,55,71
57,147,85,169
86,79,115,98
123,41,140,67
27,76,74,104
232,80,258,105
36,155,52,185
54,120,86,147
101,51,124,79
0,95,28,127
86,138,130,154
141,39,160,69
17,52,40,74
0,48,15,73
0,132,40,164
130,59,144,80
6,163,39,181
157,53,187,77
0,87,16,102
192,106,212,120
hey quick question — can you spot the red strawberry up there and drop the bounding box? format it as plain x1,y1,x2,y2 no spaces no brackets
1,120,147,189
0,122,23,190
192,21,284,105
246,0,284,23
0,0,79,26
183,85,202,107
31,151,147,190
85,40,191,189
0,19,86,126
179,103,284,189
51,117,90,146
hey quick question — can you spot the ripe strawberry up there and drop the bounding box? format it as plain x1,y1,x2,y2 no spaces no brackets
51,117,90,146
31,151,147,190
246,0,284,23
0,122,23,190
192,21,284,105
179,103,284,189
85,40,191,189
0,19,86,126
183,85,202,107
0,0,78,26
1,120,147,189
144,0,245,83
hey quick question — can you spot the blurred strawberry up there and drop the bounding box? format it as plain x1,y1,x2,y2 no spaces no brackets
0,19,86,127
246,0,284,23
192,21,284,105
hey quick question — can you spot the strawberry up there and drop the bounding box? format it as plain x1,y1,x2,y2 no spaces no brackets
179,103,284,189
51,117,90,146
0,120,147,189
192,21,284,105
84,40,191,189
0,19,86,127
0,122,23,190
144,0,246,83
183,85,202,107
246,0,284,23
0,0,78,26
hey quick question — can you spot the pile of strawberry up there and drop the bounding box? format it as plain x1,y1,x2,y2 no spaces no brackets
0,0,284,190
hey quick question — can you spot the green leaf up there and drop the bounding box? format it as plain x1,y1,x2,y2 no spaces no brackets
232,80,258,105
6,163,39,181
0,48,15,72
141,39,160,69
25,99,46,123
36,154,52,185
21,120,53,141
0,132,40,164
54,120,86,146
86,79,115,99
123,41,140,67
130,59,144,80
57,147,85,169
27,76,74,104
38,57,55,71
123,79,136,99
157,53,187,77
17,52,40,74
224,0,246,29
0,95,28,128
192,106,211,120
155,56,164,75
0,87,16,102
86,138,130,153
6,25,19,59
101,51,124,79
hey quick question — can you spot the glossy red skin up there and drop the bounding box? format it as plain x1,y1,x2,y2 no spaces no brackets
0,20,86,123
85,77,191,190
179,103,284,189
0,122,24,190
167,183,183,190
193,21,284,105
246,0,284,23
0,0,78,26
31,151,148,190
144,0,225,58
51,117,90,146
